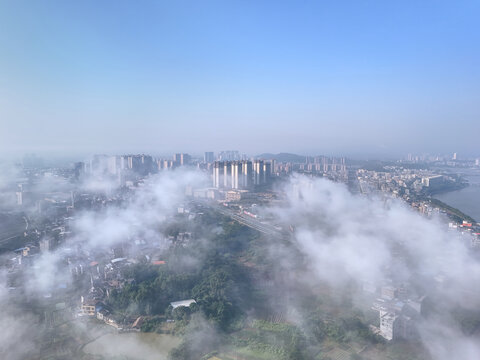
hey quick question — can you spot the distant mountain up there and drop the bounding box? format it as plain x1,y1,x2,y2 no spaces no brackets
256,153,307,163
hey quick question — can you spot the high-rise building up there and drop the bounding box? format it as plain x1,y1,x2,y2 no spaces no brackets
173,153,182,167
91,154,109,175
142,155,154,173
127,155,143,173
120,155,130,173
180,153,191,166
173,153,191,166
241,160,253,189
15,185,23,206
263,162,271,184
223,162,232,188
253,160,264,185
204,152,214,163
125,154,154,175
213,161,223,188
232,162,240,189
213,160,255,190
74,162,85,180
158,159,174,171
218,150,241,161
107,156,120,175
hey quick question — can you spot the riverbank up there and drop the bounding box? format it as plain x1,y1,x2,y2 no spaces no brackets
430,168,480,223
432,185,480,224
428,198,476,224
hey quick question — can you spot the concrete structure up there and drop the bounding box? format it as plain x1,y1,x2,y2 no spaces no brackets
180,153,191,166
253,160,264,185
213,160,255,190
225,190,242,201
170,299,196,309
213,161,223,188
379,311,417,341
79,296,97,316
381,286,397,300
242,160,253,189
379,310,397,340
218,150,240,161
422,175,444,188
223,162,232,188
204,152,214,163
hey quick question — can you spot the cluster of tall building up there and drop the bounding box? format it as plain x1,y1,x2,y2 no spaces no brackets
301,156,346,173
83,154,155,177
157,153,192,170
275,156,346,174
79,153,196,178
204,152,214,163
76,152,348,190
405,152,480,166
213,160,274,189
370,285,425,341
216,150,246,161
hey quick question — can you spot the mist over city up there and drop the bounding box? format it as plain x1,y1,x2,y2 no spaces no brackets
1,1,480,360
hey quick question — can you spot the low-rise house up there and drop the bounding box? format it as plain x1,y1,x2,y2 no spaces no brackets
79,297,97,316
96,308,110,321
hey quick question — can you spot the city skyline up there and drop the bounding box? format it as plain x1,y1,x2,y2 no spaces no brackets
2,2,480,359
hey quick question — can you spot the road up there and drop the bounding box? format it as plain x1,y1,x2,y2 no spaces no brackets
194,200,287,237
215,206,283,236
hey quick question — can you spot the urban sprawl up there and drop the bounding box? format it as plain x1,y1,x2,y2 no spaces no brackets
2,150,480,349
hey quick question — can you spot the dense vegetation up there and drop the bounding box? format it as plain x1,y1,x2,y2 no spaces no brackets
106,209,432,360
107,214,255,332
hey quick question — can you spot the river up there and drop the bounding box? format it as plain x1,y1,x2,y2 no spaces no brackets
434,168,480,222
83,332,181,360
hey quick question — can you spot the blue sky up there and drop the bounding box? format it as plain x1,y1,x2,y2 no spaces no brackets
0,0,479,157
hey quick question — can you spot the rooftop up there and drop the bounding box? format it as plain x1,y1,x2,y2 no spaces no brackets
170,299,196,309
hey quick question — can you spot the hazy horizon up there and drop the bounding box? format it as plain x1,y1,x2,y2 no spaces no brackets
1,1,480,156
2,3,480,360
